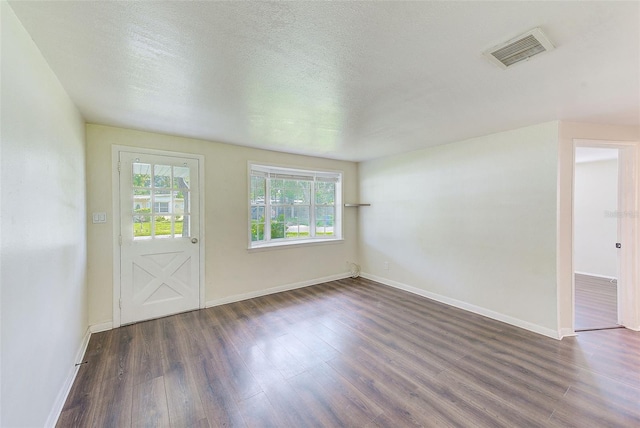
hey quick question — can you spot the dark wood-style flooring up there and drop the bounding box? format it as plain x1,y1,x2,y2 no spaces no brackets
575,273,618,331
58,278,640,427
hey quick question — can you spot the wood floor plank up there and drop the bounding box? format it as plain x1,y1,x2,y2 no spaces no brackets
59,278,640,427
132,376,170,427
575,273,618,330
163,361,206,427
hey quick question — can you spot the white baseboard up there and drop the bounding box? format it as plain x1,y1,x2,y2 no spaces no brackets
89,321,113,333
574,271,617,281
559,327,577,338
46,327,92,428
206,272,351,308
361,272,561,340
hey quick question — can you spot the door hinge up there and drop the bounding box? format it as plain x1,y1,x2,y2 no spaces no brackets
119,299,122,309
119,235,122,246
117,161,121,173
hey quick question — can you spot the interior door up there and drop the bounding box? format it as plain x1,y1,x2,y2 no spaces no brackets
119,150,201,324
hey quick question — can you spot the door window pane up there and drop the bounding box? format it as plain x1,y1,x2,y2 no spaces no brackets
133,214,151,238
174,215,185,237
154,165,171,188
173,166,190,189
181,214,191,238
173,191,185,214
154,216,172,237
133,163,151,188
153,190,170,213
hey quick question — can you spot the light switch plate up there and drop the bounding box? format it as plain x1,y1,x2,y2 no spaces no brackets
92,212,107,224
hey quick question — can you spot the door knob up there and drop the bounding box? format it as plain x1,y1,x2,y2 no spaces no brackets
191,238,198,244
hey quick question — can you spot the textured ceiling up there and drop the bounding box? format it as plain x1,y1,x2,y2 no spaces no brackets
8,1,640,161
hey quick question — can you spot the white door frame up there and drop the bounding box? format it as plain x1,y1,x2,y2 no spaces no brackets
572,139,639,331
112,145,206,328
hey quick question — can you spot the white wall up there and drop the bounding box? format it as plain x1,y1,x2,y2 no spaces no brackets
1,3,88,427
574,158,618,278
359,122,560,337
86,124,358,327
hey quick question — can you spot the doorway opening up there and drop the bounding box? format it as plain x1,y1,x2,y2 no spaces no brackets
573,146,620,331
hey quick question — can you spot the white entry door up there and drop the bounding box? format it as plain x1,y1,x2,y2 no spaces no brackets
119,150,201,324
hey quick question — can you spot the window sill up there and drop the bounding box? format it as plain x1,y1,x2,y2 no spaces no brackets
248,238,344,252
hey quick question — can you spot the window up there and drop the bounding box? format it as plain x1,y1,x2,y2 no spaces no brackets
153,201,170,213
132,162,191,239
249,164,342,248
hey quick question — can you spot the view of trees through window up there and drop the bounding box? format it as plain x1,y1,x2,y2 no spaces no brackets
250,165,341,245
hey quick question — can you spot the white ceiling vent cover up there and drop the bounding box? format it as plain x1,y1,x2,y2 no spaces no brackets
484,28,555,69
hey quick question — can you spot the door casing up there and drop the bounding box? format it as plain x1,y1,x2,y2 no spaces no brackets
572,139,639,332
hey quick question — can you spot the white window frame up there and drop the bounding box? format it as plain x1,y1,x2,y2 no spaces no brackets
248,163,343,249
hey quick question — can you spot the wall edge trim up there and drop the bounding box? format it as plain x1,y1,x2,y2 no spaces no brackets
206,272,351,308
89,321,114,333
46,328,91,428
361,272,561,340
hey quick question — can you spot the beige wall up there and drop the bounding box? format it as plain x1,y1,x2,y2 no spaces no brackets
557,122,640,334
86,124,358,327
1,3,87,426
359,122,560,337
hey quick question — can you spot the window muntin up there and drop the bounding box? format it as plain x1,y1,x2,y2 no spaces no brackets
249,164,342,247
132,162,191,239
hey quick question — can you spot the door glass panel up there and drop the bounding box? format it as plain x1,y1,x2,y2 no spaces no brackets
154,164,172,188
131,161,194,240
154,190,170,214
133,189,150,212
173,166,190,189
181,214,191,238
133,163,151,188
173,191,185,214
133,214,151,238
154,215,172,238
174,216,185,237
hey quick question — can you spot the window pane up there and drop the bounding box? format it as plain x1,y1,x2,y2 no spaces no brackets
271,179,284,204
315,206,334,236
154,164,172,188
251,206,265,241
250,175,266,205
154,215,172,238
316,181,335,205
133,215,151,238
173,166,190,189
251,206,265,222
283,180,310,205
285,206,310,238
133,163,151,188
271,206,286,239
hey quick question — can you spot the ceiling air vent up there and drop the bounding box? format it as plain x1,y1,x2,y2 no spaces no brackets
484,28,555,69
